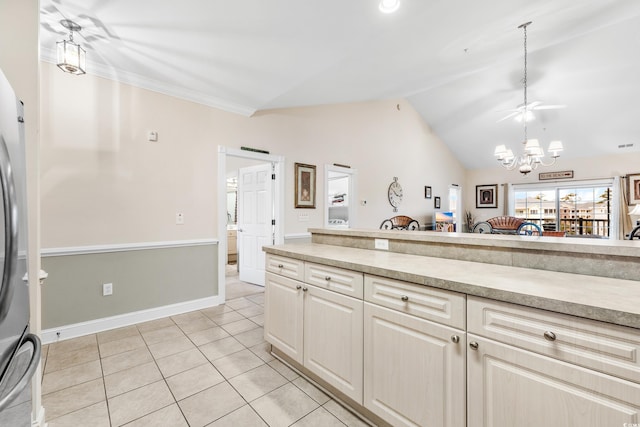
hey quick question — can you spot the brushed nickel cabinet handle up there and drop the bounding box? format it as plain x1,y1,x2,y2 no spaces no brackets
543,331,557,341
302,287,308,292
277,264,284,268
469,341,479,350
325,276,331,281
296,285,302,290
451,335,460,344
401,295,409,302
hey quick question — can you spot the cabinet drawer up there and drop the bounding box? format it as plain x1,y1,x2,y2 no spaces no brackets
364,275,465,329
468,296,640,383
265,254,304,281
304,263,363,299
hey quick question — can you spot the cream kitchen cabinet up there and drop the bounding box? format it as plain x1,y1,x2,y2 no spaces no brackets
467,296,640,426
363,275,466,427
364,302,466,427
304,284,363,402
264,255,364,403
264,272,304,364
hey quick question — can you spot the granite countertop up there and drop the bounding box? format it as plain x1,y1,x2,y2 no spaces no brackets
264,242,640,329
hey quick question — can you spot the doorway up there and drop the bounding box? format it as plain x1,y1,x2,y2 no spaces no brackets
217,147,284,302
324,164,358,228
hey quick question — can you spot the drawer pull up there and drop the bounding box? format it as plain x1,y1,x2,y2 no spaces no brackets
277,264,284,268
469,341,479,350
296,285,302,290
400,295,409,302
325,276,331,281
451,335,460,344
543,331,557,341
302,287,308,292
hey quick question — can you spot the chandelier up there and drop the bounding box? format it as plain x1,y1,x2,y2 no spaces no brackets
56,19,86,75
494,22,563,175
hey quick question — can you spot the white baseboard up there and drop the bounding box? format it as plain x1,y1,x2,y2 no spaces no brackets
41,295,223,344
31,406,46,427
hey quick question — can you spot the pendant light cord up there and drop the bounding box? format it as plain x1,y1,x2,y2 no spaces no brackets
522,22,529,143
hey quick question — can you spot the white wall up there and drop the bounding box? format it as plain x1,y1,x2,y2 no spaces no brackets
40,65,465,247
465,152,640,222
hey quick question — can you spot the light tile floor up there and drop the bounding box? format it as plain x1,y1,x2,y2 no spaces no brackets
41,268,369,427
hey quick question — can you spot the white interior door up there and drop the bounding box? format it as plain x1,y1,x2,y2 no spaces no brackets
238,163,273,286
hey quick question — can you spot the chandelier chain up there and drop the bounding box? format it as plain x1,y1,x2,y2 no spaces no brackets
523,22,528,142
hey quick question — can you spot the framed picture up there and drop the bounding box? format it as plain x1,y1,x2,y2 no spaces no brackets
628,173,640,205
424,186,432,199
476,184,498,208
294,163,316,208
434,196,441,209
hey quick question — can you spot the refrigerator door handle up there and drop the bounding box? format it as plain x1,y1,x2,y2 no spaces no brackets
0,135,18,323
0,333,41,412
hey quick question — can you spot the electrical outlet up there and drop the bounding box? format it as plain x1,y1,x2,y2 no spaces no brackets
103,283,113,296
176,212,184,225
374,239,389,250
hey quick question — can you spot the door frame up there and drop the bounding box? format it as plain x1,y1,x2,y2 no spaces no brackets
449,184,462,233
217,146,284,302
324,164,358,228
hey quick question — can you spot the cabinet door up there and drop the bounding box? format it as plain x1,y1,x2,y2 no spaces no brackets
264,272,304,364
467,334,640,427
304,285,364,403
364,303,466,427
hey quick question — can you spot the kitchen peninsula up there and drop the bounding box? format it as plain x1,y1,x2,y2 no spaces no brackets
263,228,640,427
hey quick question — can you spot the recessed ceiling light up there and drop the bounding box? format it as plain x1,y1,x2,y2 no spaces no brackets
379,0,400,14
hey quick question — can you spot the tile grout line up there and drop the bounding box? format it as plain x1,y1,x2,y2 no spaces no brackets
42,289,276,426
95,333,114,427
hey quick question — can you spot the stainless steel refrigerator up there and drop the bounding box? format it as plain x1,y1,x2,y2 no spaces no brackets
0,68,41,425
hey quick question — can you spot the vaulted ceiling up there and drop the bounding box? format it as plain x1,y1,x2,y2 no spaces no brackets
39,0,640,169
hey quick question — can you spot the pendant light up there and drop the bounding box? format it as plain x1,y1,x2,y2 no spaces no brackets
56,19,86,75
494,22,563,175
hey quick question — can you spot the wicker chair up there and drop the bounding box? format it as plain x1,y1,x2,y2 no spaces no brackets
380,215,420,231
472,216,541,235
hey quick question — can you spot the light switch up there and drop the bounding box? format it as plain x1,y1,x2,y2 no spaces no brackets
176,212,184,225
148,131,158,142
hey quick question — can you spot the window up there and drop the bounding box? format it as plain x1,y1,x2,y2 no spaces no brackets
512,181,614,238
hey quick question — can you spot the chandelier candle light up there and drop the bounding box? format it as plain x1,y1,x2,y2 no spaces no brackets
494,22,563,175
56,19,86,75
